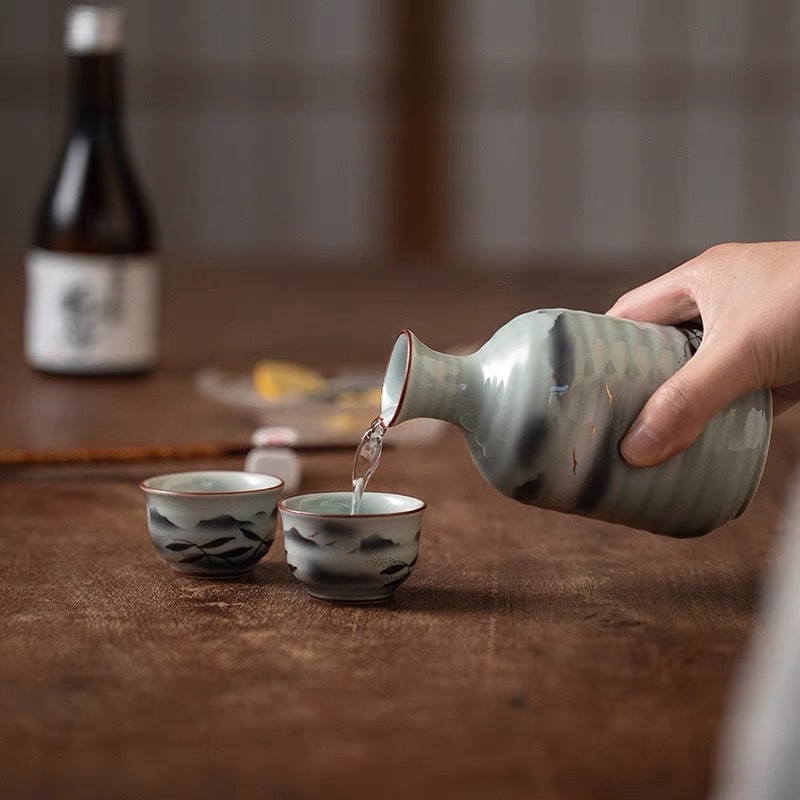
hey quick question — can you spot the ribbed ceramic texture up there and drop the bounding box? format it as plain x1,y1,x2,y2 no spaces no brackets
392,310,771,538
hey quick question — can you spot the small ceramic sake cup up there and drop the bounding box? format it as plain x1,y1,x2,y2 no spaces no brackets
278,491,426,604
140,470,284,578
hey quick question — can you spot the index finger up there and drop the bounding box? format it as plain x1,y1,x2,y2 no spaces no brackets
607,262,700,325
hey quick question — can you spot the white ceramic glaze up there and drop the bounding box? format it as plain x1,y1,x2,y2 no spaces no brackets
140,470,283,577
279,491,425,603
380,309,772,537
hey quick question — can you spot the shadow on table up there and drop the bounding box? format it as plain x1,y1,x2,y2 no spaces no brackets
394,583,531,615
391,568,762,620
246,560,296,587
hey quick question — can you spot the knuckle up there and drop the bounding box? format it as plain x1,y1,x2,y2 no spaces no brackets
652,379,696,427
704,241,742,259
697,242,743,274
649,379,705,452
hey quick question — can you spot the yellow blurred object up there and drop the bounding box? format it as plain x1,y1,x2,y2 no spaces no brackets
326,411,368,434
335,387,382,408
252,360,327,400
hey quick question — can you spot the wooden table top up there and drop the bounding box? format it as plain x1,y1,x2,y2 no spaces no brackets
1,261,797,800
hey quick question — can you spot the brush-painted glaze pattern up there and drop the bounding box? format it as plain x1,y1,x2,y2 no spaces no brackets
146,503,278,577
386,309,771,538
279,493,425,603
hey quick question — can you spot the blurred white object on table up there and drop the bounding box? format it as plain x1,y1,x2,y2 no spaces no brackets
244,446,302,496
712,470,800,800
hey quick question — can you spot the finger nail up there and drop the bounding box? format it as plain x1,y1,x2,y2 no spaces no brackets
621,422,665,466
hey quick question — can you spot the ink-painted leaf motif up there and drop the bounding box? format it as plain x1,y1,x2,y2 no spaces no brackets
165,542,193,552
380,563,407,575
202,536,236,549
241,529,263,541
218,546,254,559
179,554,205,564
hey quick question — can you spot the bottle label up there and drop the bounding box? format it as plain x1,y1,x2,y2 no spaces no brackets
25,250,159,372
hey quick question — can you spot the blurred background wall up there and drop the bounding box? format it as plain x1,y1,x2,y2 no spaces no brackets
2,0,800,271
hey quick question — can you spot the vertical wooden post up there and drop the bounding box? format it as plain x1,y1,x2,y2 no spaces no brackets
388,0,448,263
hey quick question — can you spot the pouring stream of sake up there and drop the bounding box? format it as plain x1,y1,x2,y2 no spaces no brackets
350,416,387,514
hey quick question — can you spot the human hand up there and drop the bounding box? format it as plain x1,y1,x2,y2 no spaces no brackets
607,242,800,466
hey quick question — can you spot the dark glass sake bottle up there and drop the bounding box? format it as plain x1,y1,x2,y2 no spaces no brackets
26,5,158,375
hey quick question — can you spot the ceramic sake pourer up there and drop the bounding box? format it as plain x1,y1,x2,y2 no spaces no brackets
379,309,772,538
278,491,425,604
140,470,283,578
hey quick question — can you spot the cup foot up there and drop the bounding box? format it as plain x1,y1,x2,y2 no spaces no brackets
168,565,254,580
307,588,396,605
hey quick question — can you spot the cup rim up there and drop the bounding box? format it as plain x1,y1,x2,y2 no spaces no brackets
279,491,426,519
139,470,284,497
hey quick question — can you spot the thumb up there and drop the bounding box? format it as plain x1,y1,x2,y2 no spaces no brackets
620,338,756,466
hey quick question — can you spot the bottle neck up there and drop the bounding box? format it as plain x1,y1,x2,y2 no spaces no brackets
67,52,124,130
381,332,473,428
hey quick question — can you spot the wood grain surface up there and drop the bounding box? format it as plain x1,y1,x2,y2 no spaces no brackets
1,261,797,800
